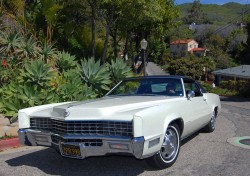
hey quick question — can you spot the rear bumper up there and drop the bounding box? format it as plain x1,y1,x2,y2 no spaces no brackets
18,129,145,159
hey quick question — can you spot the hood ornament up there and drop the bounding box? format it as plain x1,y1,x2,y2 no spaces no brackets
64,111,70,117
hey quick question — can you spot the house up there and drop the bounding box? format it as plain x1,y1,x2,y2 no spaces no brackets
170,39,207,57
212,65,250,86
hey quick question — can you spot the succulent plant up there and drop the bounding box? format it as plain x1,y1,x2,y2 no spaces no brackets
78,58,111,94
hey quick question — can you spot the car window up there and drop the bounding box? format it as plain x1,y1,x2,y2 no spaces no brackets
184,80,203,97
107,78,184,97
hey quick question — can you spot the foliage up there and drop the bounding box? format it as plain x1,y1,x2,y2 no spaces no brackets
220,80,250,97
19,36,40,59
183,0,211,25
179,2,248,25
52,69,98,102
0,81,53,121
78,58,111,94
0,31,22,56
201,80,250,98
39,42,57,63
168,56,206,80
19,60,55,88
56,51,77,72
200,82,213,92
108,58,133,85
237,14,250,64
147,38,166,65
208,87,237,97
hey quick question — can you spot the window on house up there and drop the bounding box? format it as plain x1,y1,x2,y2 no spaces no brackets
190,45,192,48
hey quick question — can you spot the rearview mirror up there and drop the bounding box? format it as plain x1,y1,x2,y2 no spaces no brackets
187,90,195,100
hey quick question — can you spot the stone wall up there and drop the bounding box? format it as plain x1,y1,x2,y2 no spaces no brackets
0,114,18,138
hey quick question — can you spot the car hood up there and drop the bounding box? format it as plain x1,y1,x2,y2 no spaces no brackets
30,96,176,121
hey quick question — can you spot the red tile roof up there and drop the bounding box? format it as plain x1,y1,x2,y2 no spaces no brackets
170,39,194,44
190,48,205,51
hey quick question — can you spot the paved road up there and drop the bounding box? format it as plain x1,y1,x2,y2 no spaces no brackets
0,97,249,176
146,62,168,75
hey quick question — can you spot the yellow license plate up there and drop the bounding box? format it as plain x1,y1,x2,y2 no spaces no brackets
61,144,81,157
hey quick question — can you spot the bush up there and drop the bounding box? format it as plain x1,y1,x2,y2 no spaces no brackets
200,82,213,92
215,80,250,98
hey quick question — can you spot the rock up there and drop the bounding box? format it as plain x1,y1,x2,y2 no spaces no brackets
5,126,19,136
3,126,9,132
0,126,5,138
10,122,19,127
0,115,10,126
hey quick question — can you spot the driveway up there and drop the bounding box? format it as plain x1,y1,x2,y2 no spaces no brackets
0,97,249,176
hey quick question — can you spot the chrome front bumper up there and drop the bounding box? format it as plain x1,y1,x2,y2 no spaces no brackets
18,129,145,159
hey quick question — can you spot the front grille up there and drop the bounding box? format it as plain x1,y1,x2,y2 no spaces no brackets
51,135,103,146
30,118,52,131
30,118,133,137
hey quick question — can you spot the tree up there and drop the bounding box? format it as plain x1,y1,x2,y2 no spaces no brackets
238,14,250,64
168,56,206,80
184,0,211,25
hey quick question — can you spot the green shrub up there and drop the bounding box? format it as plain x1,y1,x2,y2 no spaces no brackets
52,69,97,102
200,82,213,92
219,80,250,97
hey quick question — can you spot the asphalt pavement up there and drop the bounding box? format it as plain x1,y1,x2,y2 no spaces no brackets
0,96,249,176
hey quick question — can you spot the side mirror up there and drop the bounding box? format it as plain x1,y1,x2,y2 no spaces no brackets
187,90,195,100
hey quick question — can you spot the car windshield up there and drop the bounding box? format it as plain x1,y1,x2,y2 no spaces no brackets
107,78,184,97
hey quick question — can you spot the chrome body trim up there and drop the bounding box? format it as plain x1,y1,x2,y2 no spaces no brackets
18,129,145,159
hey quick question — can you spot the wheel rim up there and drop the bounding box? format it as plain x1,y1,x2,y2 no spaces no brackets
160,127,179,161
211,111,216,129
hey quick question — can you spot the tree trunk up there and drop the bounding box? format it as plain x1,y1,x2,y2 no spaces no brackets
90,1,96,58
101,24,111,64
123,32,129,61
112,29,118,58
101,7,114,64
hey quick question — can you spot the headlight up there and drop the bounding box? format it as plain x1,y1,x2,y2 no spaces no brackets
18,112,30,129
133,115,143,137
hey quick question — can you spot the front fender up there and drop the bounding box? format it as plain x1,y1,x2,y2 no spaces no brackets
134,100,184,157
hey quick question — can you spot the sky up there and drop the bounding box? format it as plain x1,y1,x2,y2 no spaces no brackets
175,0,249,5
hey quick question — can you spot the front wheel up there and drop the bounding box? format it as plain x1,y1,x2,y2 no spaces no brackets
146,123,180,169
203,110,216,133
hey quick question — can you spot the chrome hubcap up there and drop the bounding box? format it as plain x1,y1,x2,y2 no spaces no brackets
161,128,178,161
211,112,216,129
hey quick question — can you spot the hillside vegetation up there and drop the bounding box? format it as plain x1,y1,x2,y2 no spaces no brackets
179,2,250,25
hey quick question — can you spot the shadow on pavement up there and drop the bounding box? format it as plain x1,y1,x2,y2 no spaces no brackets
6,148,148,176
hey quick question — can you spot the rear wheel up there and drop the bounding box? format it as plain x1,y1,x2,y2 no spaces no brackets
146,123,180,169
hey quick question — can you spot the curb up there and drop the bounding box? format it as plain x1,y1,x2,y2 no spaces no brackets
0,137,22,151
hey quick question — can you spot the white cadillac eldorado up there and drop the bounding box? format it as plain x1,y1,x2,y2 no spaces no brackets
18,76,221,169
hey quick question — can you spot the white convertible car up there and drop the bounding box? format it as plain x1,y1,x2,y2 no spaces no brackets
18,76,221,169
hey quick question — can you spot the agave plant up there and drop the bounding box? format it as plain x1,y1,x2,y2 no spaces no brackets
54,69,97,102
0,97,24,121
108,58,133,85
38,42,57,63
0,31,23,56
56,51,77,72
0,82,26,121
18,35,40,59
78,58,111,94
19,59,55,88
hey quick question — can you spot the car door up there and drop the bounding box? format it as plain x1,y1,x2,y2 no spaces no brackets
181,79,211,138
